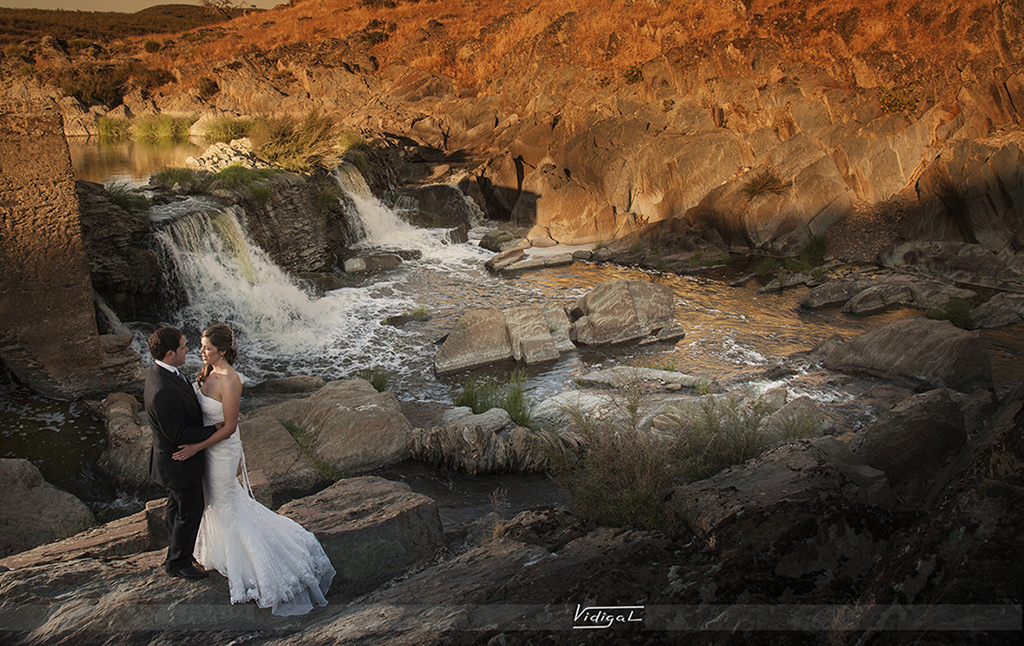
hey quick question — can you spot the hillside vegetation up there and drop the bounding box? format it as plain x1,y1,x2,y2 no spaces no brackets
0,4,245,44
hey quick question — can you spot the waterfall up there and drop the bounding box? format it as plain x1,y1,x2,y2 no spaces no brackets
152,206,324,345
145,169,492,386
331,164,487,262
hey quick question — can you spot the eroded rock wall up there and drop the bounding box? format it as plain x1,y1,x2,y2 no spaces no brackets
0,99,141,398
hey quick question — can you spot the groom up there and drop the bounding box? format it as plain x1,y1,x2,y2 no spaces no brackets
144,327,220,580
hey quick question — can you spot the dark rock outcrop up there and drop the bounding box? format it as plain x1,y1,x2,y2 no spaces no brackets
0,459,95,558
823,317,994,393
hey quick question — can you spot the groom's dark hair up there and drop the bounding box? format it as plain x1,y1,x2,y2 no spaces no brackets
149,327,184,360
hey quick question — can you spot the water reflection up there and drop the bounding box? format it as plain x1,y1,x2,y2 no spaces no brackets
67,138,203,184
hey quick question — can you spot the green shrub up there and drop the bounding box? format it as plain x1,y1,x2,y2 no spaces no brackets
250,113,337,172
204,115,252,143
250,184,271,204
143,39,161,53
216,163,273,189
755,256,778,277
741,165,789,200
97,116,129,141
623,62,644,84
151,167,197,188
926,297,975,329
878,85,917,114
67,39,92,54
336,129,368,153
4,43,30,59
798,234,829,267
104,180,150,214
405,305,429,316
358,367,390,393
133,114,194,144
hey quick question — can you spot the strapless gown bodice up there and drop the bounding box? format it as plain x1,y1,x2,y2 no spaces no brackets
193,386,335,616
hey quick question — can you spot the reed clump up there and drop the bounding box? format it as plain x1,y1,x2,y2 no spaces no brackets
454,368,534,429
547,382,819,531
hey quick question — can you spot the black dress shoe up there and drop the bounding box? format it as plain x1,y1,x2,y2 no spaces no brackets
167,564,209,580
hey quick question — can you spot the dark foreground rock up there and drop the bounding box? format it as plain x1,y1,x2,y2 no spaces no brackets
0,459,95,558
2,383,1023,645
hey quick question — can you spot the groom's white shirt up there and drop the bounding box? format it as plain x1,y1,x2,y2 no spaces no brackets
155,360,185,381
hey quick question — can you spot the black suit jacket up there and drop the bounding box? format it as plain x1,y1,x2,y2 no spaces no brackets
144,365,217,489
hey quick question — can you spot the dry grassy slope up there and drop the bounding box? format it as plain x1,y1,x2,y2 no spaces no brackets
162,0,1021,102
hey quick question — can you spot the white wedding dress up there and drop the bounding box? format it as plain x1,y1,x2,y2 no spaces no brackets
194,386,336,616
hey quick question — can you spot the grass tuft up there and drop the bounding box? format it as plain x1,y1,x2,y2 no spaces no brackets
547,382,817,531
741,165,789,201
133,114,195,144
249,113,337,173
358,367,391,393
454,369,534,428
104,180,149,214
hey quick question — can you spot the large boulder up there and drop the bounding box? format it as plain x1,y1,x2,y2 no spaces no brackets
569,279,678,345
252,379,412,475
0,459,95,558
232,416,330,505
97,392,151,489
849,389,967,500
394,183,480,229
663,438,897,599
433,307,513,374
854,386,1024,636
278,476,447,596
0,477,446,640
0,504,151,570
433,304,576,374
823,317,994,393
98,392,328,499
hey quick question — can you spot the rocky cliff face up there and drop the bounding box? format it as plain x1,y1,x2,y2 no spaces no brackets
4,2,1020,254
50,0,1015,254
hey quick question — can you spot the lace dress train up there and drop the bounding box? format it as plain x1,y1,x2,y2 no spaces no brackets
194,387,335,616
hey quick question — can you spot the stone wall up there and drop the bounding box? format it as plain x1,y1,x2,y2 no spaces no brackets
0,99,141,398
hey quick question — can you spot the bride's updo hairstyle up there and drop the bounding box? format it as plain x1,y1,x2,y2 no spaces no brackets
196,324,238,385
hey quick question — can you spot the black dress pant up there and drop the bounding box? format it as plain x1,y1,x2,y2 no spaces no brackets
164,482,205,570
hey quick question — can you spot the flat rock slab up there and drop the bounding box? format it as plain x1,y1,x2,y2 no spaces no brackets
823,317,994,393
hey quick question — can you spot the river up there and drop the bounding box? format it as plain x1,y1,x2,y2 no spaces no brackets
2,139,1022,524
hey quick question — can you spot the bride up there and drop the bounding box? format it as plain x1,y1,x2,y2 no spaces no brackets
172,324,335,616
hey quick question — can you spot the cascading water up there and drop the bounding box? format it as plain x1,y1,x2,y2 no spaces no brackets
144,167,495,397
332,164,487,261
